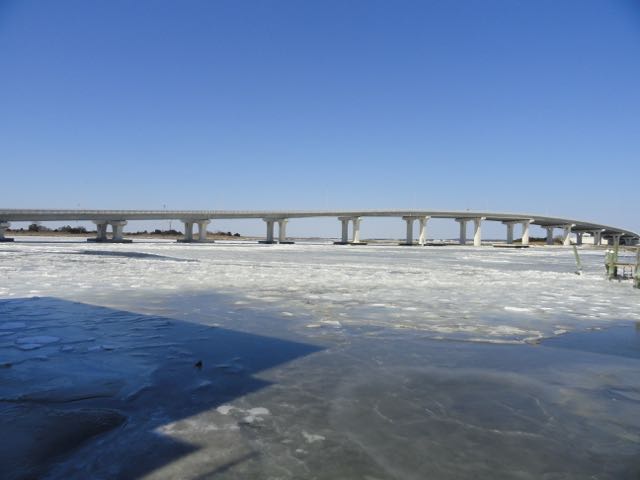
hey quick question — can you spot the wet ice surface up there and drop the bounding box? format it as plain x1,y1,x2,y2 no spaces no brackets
1,237,640,479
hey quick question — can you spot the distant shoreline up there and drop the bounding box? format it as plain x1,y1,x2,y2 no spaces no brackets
6,230,632,249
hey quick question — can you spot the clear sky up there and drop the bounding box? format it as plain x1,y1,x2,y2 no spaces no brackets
1,0,639,238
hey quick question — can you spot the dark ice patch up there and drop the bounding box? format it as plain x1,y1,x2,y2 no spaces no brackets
0,405,126,480
75,250,196,262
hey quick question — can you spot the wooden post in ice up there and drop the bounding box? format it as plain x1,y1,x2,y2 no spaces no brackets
572,245,582,275
606,244,619,280
634,248,640,289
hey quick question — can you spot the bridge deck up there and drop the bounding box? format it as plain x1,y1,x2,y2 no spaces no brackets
0,209,637,238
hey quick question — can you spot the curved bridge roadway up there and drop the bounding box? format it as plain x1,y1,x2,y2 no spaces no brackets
0,209,637,246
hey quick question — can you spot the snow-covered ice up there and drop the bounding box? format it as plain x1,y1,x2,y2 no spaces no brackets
1,238,638,344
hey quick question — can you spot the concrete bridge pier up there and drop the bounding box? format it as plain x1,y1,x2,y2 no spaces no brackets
88,220,131,243
521,220,533,246
455,217,483,246
456,219,468,245
562,224,574,246
576,232,583,246
260,219,276,244
0,222,14,242
545,227,555,245
277,219,294,244
418,216,429,245
178,219,213,243
259,218,293,244
591,230,603,246
504,222,515,244
608,234,622,248
473,217,485,247
334,216,366,245
401,217,414,245
338,217,349,243
197,220,211,242
545,224,573,246
352,217,363,244
94,221,108,241
178,220,194,243
110,221,130,243
503,219,533,245
400,216,429,246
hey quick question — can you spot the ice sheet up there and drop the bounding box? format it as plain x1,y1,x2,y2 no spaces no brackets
1,238,637,344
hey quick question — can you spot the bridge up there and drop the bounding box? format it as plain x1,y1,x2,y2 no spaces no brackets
0,209,637,246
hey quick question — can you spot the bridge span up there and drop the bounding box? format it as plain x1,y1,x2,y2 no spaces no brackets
0,209,637,246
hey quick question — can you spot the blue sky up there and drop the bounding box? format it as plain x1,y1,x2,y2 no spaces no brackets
1,0,639,238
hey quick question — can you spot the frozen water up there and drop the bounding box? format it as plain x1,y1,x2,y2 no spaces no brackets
1,238,638,344
1,237,640,479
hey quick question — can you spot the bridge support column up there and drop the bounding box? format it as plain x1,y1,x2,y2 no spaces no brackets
89,221,109,242
197,220,211,242
561,224,573,246
592,230,602,246
178,220,212,243
0,222,13,242
277,219,294,244
335,217,366,245
418,216,429,245
88,220,130,242
352,217,362,243
576,232,583,246
400,216,429,246
545,227,554,245
96,222,108,241
506,223,514,244
456,219,468,245
177,221,194,243
260,219,276,244
473,217,485,247
339,217,349,243
503,219,533,245
401,217,414,245
609,234,622,248
521,220,532,246
110,221,129,242
259,218,292,244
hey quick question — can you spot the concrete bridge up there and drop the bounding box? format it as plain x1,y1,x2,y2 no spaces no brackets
0,209,637,246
